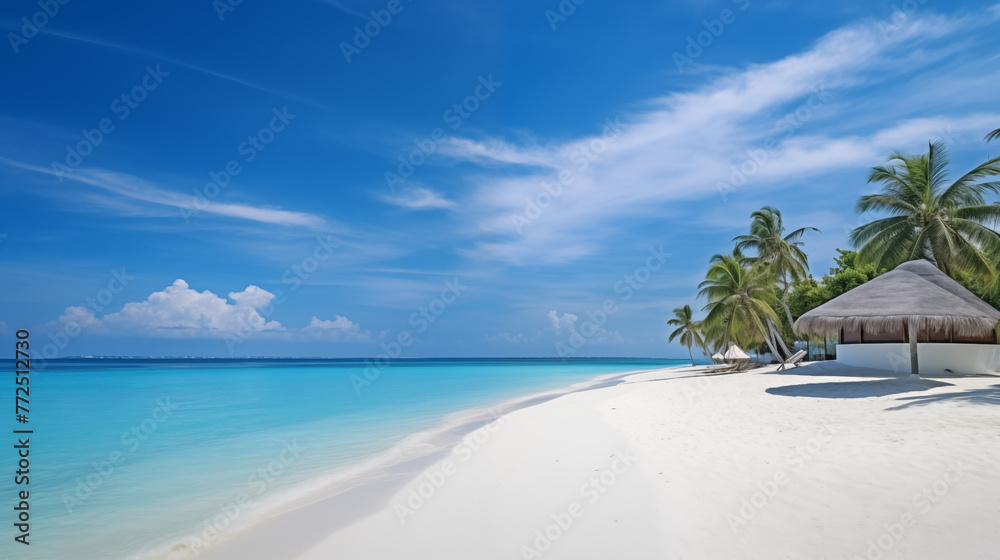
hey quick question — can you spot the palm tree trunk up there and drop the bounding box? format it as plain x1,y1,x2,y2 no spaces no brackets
763,328,780,362
767,320,792,360
780,280,795,327
687,343,695,367
781,299,795,329
760,326,782,366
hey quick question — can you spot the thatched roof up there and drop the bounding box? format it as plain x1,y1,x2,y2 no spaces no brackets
793,259,1000,338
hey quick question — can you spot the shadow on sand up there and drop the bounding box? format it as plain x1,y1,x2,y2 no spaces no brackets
762,361,909,379
764,361,1000,404
885,384,1000,410
766,377,953,399
764,361,953,398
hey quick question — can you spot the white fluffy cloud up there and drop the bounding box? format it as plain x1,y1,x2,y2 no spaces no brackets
50,279,376,344
227,285,277,309
303,315,372,342
58,306,101,329
547,309,626,345
547,310,578,333
56,279,285,338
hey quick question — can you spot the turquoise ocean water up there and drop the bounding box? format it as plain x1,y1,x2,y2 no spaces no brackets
2,358,684,560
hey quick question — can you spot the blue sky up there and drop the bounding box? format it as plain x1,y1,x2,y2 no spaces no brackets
1,0,999,359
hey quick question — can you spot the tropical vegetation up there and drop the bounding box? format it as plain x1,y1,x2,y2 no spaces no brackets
667,305,706,366
671,129,1000,365
848,141,1000,285
697,251,783,363
733,206,819,326
787,250,886,319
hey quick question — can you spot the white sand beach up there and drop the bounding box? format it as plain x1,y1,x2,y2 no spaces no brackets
202,362,1000,560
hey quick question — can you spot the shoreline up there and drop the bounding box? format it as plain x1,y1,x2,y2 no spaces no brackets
150,360,1000,559
249,361,998,559
154,365,677,560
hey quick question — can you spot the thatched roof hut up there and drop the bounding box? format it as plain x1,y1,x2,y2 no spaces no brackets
793,260,1000,375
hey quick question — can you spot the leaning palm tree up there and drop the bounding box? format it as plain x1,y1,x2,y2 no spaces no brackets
667,305,706,366
849,141,1000,285
987,128,1000,142
733,206,819,325
698,253,782,364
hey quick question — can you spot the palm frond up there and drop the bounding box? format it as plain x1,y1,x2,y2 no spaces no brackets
854,141,1000,286
953,204,1000,228
926,140,951,193
855,194,919,216
848,215,910,247
783,226,821,243
940,155,1000,207
854,217,918,270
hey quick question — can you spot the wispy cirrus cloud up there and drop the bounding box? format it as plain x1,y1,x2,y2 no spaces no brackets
317,0,368,19
379,185,456,210
2,159,330,229
435,8,1000,266
36,28,326,108
485,331,542,344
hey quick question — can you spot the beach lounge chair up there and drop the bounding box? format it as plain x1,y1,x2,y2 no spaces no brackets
777,349,807,371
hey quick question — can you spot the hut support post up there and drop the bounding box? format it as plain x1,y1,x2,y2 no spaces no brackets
907,322,920,377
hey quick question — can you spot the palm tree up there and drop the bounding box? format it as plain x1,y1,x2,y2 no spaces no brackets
698,252,782,364
733,206,819,325
987,128,1000,142
667,305,705,366
849,141,1000,284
